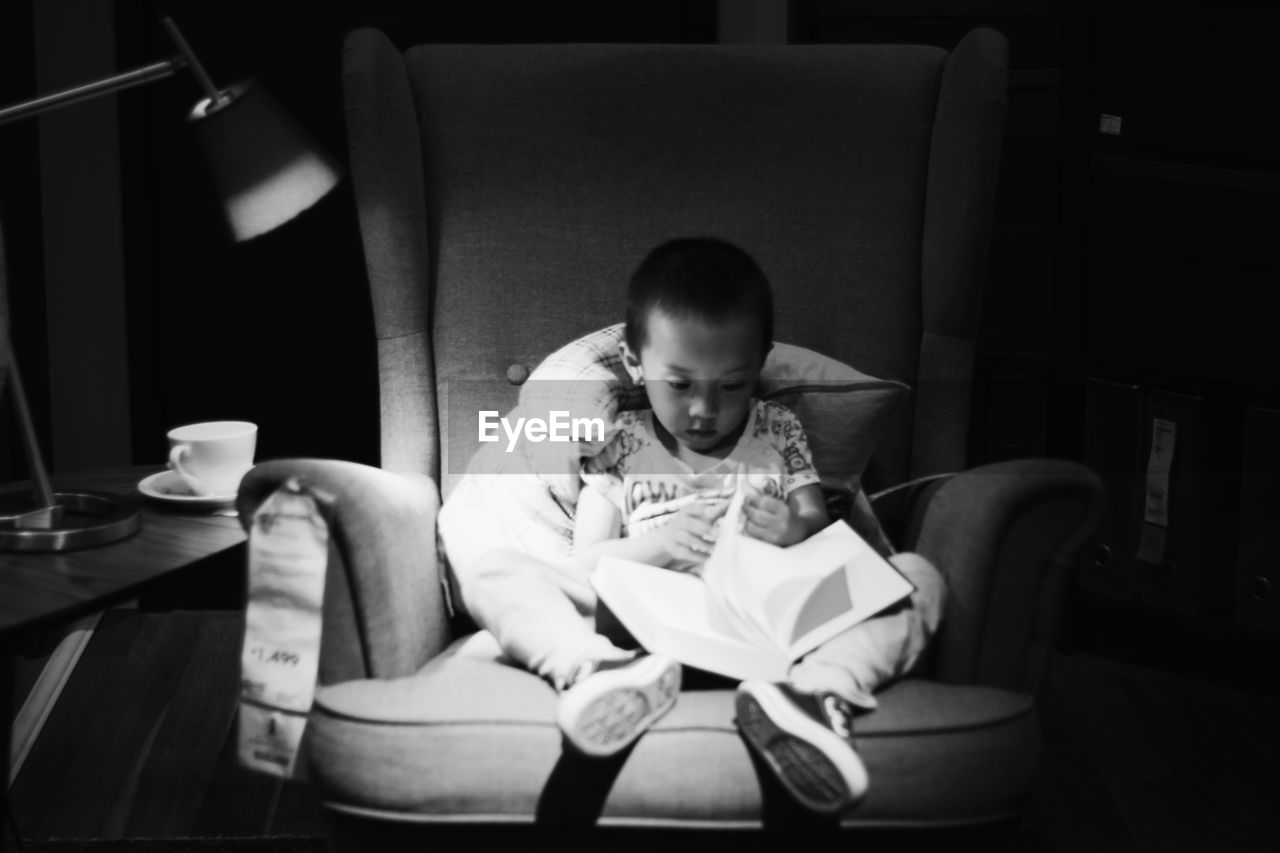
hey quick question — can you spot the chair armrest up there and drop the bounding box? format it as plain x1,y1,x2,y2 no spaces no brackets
868,473,953,552
237,459,448,684
878,459,1105,696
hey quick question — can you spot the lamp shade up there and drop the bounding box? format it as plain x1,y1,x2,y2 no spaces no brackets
189,81,342,241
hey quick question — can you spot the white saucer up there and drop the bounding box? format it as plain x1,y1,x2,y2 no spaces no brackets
138,470,237,508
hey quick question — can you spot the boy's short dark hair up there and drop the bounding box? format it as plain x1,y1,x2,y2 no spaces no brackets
625,237,774,358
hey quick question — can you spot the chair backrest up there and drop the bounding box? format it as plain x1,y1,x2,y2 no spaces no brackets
342,30,1007,492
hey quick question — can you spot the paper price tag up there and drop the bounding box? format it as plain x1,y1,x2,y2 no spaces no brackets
238,479,329,778
1136,417,1176,565
1135,522,1168,566
238,703,312,778
1143,418,1176,527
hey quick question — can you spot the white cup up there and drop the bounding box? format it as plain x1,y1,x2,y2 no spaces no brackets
167,420,258,497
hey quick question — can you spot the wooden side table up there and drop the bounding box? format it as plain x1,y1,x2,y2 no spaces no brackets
0,466,247,637
1,465,247,852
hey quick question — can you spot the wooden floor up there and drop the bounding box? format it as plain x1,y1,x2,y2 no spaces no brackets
8,608,324,844
7,607,1280,851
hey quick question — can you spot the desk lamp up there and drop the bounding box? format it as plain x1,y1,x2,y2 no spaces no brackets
0,17,342,551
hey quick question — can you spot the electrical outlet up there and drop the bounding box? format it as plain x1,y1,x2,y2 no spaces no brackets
1099,113,1123,136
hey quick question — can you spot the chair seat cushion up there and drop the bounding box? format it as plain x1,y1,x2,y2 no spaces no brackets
305,635,1038,829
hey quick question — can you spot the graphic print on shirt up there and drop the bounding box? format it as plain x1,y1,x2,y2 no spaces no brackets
581,400,819,539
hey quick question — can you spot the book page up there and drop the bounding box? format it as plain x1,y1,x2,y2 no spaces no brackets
695,486,744,592
594,558,723,634
704,491,851,648
590,487,914,680
781,525,916,660
720,534,819,643
776,523,872,641
591,556,789,681
697,489,781,650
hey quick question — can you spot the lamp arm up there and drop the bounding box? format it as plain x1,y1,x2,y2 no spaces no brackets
0,56,187,127
162,17,224,107
4,344,56,511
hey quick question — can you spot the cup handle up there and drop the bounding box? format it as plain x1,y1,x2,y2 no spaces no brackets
168,443,211,496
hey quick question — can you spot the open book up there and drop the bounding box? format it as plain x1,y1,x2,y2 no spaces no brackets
590,488,915,682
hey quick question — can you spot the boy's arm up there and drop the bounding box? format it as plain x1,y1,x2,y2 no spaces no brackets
742,482,827,546
789,482,829,539
574,486,721,574
741,401,829,546
572,485,624,575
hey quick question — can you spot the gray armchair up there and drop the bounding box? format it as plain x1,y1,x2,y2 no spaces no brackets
237,28,1104,847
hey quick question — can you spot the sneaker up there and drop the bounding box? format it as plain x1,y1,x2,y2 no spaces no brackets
556,653,681,757
734,681,869,815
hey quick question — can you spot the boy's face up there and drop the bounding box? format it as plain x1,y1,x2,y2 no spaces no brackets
623,309,766,455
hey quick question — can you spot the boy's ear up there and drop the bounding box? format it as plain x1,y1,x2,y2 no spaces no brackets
619,341,644,384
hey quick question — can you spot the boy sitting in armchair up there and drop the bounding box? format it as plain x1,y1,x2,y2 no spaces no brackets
438,237,945,816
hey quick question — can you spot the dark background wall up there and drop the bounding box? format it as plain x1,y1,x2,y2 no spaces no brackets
112,0,724,472
0,0,721,479
3,0,1278,687
794,1,1280,692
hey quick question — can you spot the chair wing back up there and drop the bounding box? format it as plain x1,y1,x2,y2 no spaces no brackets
342,30,1007,491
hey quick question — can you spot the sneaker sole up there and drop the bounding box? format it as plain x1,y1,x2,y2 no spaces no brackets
558,656,681,757
735,682,868,815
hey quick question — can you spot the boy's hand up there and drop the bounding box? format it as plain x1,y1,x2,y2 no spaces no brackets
650,499,729,572
742,494,805,547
